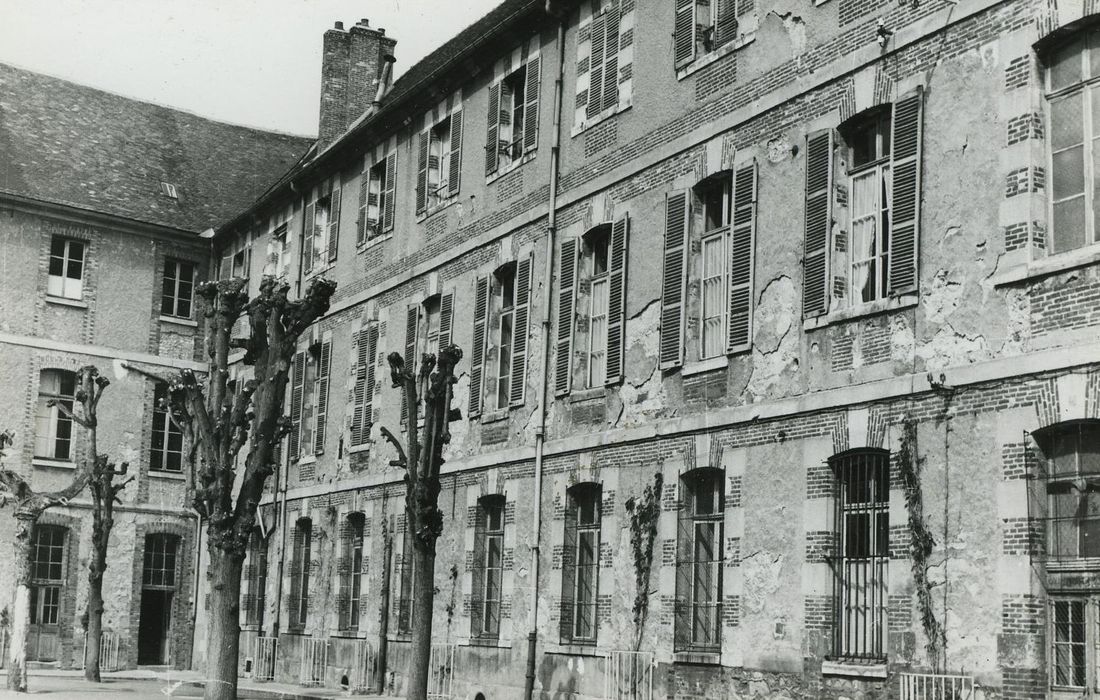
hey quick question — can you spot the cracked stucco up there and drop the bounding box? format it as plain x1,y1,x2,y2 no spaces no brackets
746,275,797,400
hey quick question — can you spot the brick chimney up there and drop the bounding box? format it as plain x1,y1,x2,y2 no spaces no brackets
317,19,397,148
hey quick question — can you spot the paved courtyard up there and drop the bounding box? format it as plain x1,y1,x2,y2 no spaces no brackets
0,672,373,700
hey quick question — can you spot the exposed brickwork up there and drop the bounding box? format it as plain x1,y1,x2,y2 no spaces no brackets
683,367,728,403
1006,112,1043,145
723,595,741,626
888,594,912,632
1005,55,1031,90
1031,267,1100,336
584,117,619,159
1005,166,1044,198
838,0,882,26
1002,594,1045,635
495,167,525,204
804,595,833,632
695,54,737,103
805,530,833,563
1001,667,1045,700
1002,517,1042,556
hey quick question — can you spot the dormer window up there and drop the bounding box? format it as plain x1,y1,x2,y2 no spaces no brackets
160,182,179,199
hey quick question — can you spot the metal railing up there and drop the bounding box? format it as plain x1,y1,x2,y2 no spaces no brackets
300,637,328,687
899,672,975,700
81,630,120,672
352,639,377,692
254,636,278,682
604,650,654,700
428,643,456,700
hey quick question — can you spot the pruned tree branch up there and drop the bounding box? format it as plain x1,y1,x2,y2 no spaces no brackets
379,426,408,469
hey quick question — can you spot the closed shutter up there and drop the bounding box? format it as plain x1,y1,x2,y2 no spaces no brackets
289,351,306,460
351,326,377,447
727,162,757,352
509,254,533,407
402,305,419,424
673,481,693,651
470,504,488,638
888,87,924,296
524,55,541,153
303,199,316,273
714,0,738,49
587,12,607,120
674,0,697,69
448,109,463,197
327,178,341,262
313,340,331,455
803,129,833,317
559,494,578,642
486,83,501,176
364,325,378,443
357,161,370,245
601,6,620,114
469,275,490,417
416,130,429,214
606,214,629,385
439,290,454,350
555,238,579,396
382,152,397,233
660,190,690,369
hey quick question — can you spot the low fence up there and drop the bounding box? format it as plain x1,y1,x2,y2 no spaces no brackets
428,643,456,700
253,636,278,682
299,636,328,687
899,672,975,700
604,650,654,700
81,630,120,672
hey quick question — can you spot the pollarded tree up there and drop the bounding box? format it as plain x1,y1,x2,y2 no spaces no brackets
166,275,335,700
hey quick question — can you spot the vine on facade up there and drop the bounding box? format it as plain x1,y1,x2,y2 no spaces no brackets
625,472,663,651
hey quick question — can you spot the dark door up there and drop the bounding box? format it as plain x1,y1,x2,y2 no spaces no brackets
137,589,172,664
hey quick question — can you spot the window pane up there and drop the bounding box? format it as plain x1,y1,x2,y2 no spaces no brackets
1053,146,1086,199
1053,196,1088,253
1081,426,1100,474
1051,38,1085,91
578,491,598,526
1051,93,1084,151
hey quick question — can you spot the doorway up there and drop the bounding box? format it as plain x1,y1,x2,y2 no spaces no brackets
137,589,173,664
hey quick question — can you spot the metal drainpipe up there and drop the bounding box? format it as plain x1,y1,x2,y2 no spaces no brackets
272,431,290,638
524,13,567,700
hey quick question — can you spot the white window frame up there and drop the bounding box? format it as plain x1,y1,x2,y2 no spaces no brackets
697,175,731,361
34,370,76,461
429,117,452,203
480,499,505,637
1050,597,1097,695
571,487,601,642
494,267,516,410
47,237,85,300
161,259,195,319
151,383,184,473
367,159,387,236
499,64,528,169
845,109,893,306
311,196,331,271
298,345,320,459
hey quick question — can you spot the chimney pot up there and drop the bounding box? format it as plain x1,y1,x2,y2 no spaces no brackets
334,20,344,30
378,28,386,35
360,18,369,26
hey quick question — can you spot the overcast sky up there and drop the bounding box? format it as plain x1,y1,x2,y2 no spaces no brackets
0,0,502,136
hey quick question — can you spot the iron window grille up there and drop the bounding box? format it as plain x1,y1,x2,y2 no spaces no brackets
674,468,724,653
472,496,506,640
1033,420,1100,562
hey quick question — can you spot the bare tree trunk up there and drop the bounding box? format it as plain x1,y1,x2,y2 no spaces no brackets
83,539,106,680
374,518,393,695
203,548,244,700
407,544,436,700
7,513,35,692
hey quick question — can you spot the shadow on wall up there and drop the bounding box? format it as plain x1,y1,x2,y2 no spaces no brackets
538,654,580,700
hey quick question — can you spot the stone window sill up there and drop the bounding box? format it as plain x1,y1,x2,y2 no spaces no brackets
358,233,392,251
45,295,87,309
821,659,888,679
571,102,632,138
32,457,76,469
673,651,721,665
682,355,728,377
463,638,509,649
416,196,458,223
159,315,197,328
1046,558,1100,573
148,470,186,481
348,442,371,455
331,630,366,639
803,293,919,331
675,32,756,82
545,643,601,657
991,241,1100,287
487,151,536,184
569,386,606,404
481,408,510,424
296,455,317,466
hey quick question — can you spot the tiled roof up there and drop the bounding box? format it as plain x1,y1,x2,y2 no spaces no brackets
0,62,314,232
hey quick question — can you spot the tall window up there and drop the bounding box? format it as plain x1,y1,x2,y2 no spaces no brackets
29,525,66,626
363,157,395,241
1051,598,1091,691
561,483,601,643
697,175,731,359
397,524,416,635
831,450,889,659
244,529,268,627
311,196,330,270
34,370,76,461
160,259,195,319
586,228,610,387
500,65,527,166
675,469,723,652
1037,421,1100,560
495,265,517,410
142,533,179,588
341,513,366,631
290,518,312,629
1047,29,1100,253
844,110,892,304
429,117,453,202
151,383,183,473
47,237,85,300
472,496,505,639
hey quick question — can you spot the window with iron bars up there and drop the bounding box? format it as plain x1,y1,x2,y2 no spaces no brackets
829,449,889,660
289,518,312,630
1035,421,1100,561
243,528,268,627
561,482,601,644
674,468,723,653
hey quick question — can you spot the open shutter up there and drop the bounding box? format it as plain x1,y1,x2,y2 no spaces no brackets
289,352,306,460
439,290,454,350
660,191,689,370
889,87,924,296
351,326,377,447
587,12,607,120
486,83,501,176
555,238,578,396
357,162,370,245
803,129,833,317
673,481,693,651
448,109,463,197
559,494,578,642
313,340,331,455
469,276,490,417
416,130,429,214
382,152,397,233
674,0,697,69
728,162,757,352
606,214,629,385
601,7,621,114
402,305,419,424
328,179,341,262
524,56,541,153
364,325,378,443
509,254,533,407
715,0,738,49
303,199,316,273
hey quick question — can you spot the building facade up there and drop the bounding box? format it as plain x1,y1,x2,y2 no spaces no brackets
0,62,311,670
193,1,1100,698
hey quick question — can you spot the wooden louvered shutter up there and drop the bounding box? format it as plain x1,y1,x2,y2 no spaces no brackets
438,290,454,350
509,255,533,406
486,83,501,176
382,152,397,233
673,480,694,651
587,12,606,120
313,340,331,455
727,162,757,352
303,199,316,273
402,305,419,423
470,503,488,637
660,191,689,369
448,109,463,197
889,87,924,296
364,325,378,443
469,276,490,417
524,56,541,153
803,129,833,318
559,494,578,642
555,238,578,396
289,351,306,460
606,214,628,385
715,0,738,49
357,162,370,245
351,327,373,447
674,0,697,69
416,130,429,214
601,6,620,114
328,179,341,262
